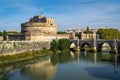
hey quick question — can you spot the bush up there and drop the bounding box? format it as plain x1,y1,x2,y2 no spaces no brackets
58,39,70,51
50,39,59,52
50,39,70,52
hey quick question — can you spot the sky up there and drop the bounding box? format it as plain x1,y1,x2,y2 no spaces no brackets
0,0,120,31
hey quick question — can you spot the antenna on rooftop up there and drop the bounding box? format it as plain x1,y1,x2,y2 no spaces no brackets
40,11,43,17
41,11,43,15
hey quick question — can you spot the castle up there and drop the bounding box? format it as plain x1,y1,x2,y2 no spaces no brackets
9,15,58,41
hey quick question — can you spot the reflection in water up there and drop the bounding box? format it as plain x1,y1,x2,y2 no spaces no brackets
20,56,57,80
85,53,120,80
0,74,9,80
0,51,120,80
85,66,120,80
50,53,71,65
71,51,80,63
114,54,120,74
93,52,97,66
70,51,74,59
77,51,80,63
84,51,87,58
0,55,57,80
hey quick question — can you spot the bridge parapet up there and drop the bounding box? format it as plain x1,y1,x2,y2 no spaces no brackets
70,39,120,53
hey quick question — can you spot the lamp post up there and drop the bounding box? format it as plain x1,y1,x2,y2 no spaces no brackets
114,36,118,53
77,37,80,49
93,30,97,52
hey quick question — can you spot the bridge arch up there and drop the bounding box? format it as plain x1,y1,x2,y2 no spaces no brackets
70,43,76,49
97,42,112,52
80,42,92,51
70,39,119,53
117,43,120,53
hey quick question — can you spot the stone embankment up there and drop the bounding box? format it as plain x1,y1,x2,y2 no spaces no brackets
0,41,50,55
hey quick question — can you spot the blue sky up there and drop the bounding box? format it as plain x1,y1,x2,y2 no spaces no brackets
0,0,120,31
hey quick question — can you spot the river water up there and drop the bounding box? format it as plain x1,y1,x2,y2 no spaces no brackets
0,51,120,80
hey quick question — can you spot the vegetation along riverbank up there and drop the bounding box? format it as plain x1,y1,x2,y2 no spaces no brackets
0,39,70,64
0,49,52,65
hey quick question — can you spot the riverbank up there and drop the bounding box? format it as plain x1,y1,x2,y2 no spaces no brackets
0,49,53,65
0,39,70,65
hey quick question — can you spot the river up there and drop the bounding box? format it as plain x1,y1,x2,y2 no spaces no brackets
0,51,120,80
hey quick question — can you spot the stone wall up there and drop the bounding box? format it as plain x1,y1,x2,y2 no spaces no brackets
0,36,3,41
0,41,50,55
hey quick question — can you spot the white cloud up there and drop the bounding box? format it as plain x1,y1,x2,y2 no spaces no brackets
0,0,120,31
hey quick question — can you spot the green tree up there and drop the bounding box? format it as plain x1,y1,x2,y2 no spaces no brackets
7,31,20,35
50,39,59,52
57,31,67,34
50,39,70,52
58,38,70,51
0,32,2,36
87,26,90,31
97,28,120,40
2,30,7,41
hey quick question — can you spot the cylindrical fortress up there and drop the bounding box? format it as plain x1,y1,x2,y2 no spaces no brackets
21,15,57,41
21,15,57,35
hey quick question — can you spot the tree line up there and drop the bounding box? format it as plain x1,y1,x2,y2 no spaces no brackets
97,28,120,40
1,28,120,41
0,30,20,41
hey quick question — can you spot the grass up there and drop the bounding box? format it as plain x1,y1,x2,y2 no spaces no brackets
0,49,52,64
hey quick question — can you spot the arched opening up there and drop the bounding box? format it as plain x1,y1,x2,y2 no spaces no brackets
118,44,120,53
80,43,91,51
97,43,111,52
70,43,76,49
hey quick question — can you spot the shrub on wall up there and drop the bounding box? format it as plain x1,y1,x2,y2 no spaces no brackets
50,39,70,52
58,39,70,51
50,39,59,52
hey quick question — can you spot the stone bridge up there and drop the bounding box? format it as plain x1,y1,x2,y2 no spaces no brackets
70,39,120,53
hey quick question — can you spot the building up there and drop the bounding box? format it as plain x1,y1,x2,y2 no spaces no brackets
67,27,98,40
9,15,57,41
0,36,3,41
